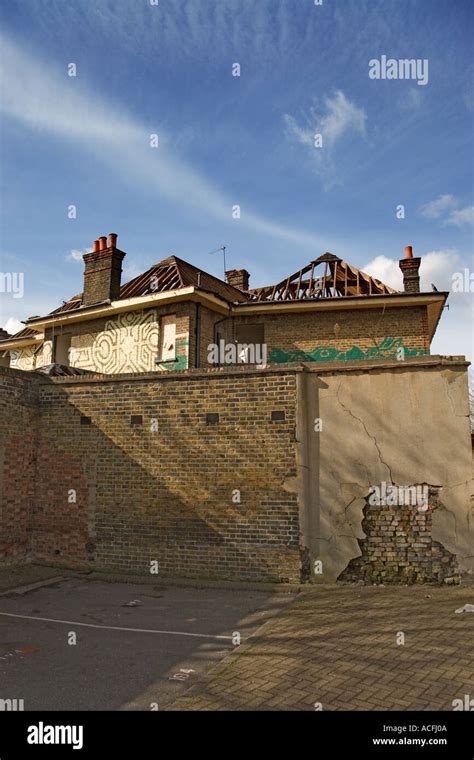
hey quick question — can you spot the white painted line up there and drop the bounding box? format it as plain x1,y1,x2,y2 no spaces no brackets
0,611,233,641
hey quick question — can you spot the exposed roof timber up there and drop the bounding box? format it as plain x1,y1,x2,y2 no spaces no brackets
247,254,397,302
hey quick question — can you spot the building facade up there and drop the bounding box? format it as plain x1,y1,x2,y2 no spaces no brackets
0,234,445,375
0,234,471,584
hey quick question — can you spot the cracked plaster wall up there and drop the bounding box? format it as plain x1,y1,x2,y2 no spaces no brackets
295,360,473,582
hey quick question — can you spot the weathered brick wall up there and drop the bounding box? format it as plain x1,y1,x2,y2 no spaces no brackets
0,369,40,563
6,302,430,373
339,488,458,584
33,368,301,581
40,303,192,374
234,305,429,362
0,357,470,585
198,305,224,368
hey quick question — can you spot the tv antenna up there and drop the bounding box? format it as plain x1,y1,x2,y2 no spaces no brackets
208,245,227,278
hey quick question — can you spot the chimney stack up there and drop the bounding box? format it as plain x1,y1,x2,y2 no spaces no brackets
82,233,125,306
399,245,421,293
225,268,250,291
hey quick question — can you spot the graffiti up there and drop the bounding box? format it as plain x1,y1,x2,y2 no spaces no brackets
268,337,427,364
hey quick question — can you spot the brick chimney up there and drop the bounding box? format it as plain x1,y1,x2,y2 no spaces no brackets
82,233,125,306
225,268,250,291
399,245,421,293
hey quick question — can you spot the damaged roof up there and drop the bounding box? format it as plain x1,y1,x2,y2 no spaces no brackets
46,252,398,318
247,253,398,302
49,255,248,318
0,251,402,345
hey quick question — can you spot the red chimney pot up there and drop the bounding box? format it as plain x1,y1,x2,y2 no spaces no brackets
92,240,100,253
405,245,413,259
98,236,107,252
108,233,118,249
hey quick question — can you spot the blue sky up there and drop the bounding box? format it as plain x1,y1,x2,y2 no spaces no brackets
0,0,472,368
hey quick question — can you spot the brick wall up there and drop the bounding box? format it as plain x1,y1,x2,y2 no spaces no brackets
6,301,430,372
339,488,458,584
0,369,40,563
33,368,300,581
0,356,470,584
233,305,429,362
41,303,192,374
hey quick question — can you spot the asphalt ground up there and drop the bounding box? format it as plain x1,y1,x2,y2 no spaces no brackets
0,576,294,711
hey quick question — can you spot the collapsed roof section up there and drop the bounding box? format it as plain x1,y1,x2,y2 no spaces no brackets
1,244,442,349
247,253,398,302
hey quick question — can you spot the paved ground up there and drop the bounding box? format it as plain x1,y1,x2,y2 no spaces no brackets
0,573,293,710
1,567,473,711
168,581,474,711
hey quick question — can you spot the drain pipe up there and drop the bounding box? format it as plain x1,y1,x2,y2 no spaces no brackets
195,302,201,368
213,307,233,367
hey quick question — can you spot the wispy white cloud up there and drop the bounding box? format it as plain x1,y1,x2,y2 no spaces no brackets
399,88,424,112
419,196,473,227
446,205,474,227
0,31,332,253
67,249,88,263
284,91,367,186
420,194,457,219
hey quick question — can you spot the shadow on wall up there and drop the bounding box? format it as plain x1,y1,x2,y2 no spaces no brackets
28,372,301,583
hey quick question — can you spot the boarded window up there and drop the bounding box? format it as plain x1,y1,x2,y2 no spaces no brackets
54,334,72,366
234,323,265,363
159,315,176,361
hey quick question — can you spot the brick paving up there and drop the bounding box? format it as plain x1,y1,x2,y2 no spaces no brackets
167,581,474,711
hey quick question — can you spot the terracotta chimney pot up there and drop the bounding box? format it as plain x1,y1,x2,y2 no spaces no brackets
98,236,107,252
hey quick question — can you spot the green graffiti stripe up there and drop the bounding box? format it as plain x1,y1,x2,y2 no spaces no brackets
268,338,427,364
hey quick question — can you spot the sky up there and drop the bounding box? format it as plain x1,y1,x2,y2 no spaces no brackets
0,0,472,373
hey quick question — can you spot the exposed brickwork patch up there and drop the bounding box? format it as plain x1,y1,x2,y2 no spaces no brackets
339,487,458,584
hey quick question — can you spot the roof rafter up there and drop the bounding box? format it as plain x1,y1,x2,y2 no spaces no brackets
247,252,397,301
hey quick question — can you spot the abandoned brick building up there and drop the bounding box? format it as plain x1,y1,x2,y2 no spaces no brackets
0,233,472,584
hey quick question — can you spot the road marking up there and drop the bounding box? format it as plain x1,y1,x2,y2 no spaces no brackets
0,611,233,641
